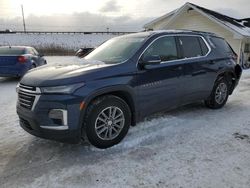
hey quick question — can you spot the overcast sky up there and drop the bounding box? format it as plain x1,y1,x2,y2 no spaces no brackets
0,0,249,31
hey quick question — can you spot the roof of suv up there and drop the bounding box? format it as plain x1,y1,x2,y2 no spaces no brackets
122,30,218,39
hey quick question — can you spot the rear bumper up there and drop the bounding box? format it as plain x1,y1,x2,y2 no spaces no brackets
0,65,29,77
229,65,242,94
0,73,20,77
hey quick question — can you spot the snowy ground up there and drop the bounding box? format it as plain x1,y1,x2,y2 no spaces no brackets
1,56,250,188
0,33,116,49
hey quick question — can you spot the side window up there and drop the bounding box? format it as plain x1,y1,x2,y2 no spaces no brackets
143,36,178,62
210,37,233,54
179,36,203,58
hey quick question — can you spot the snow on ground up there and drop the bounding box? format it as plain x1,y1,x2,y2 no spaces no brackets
0,33,116,49
1,56,250,188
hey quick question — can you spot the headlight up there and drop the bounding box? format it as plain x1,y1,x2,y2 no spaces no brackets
40,83,85,94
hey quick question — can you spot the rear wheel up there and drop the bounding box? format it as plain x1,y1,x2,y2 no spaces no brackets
83,95,131,149
205,77,229,109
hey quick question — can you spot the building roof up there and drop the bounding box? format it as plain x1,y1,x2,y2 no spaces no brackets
144,2,250,37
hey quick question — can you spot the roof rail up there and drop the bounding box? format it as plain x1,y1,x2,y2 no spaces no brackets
176,29,217,36
150,29,217,36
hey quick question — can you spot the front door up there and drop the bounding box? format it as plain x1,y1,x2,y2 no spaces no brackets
135,36,185,117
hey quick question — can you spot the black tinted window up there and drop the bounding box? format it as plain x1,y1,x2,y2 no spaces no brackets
179,36,203,58
210,37,232,54
143,36,178,62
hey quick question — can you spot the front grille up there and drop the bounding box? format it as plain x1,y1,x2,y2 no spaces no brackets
18,84,39,110
19,83,36,91
18,91,35,110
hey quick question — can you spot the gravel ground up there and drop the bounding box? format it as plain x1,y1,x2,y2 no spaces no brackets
0,57,250,188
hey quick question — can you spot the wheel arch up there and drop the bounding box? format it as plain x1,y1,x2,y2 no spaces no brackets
216,65,242,95
82,86,137,127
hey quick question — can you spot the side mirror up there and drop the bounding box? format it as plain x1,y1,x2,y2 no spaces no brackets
141,55,161,65
39,53,44,57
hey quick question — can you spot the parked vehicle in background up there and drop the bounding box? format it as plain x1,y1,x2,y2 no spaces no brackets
0,46,47,78
16,30,242,149
75,47,94,58
0,29,14,33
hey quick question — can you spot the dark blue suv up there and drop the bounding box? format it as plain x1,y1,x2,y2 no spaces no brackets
16,30,242,148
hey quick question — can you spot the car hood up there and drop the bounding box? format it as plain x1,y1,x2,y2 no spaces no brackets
20,60,113,87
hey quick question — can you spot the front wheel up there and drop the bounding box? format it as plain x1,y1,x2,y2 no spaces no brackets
83,95,131,149
205,77,229,109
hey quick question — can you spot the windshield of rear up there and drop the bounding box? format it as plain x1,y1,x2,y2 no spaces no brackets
84,36,146,64
0,47,25,55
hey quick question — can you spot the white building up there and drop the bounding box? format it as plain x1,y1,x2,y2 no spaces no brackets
144,2,250,64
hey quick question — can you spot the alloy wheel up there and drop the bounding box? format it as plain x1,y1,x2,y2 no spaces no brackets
215,82,228,104
94,106,125,140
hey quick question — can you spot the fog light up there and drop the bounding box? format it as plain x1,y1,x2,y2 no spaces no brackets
40,109,68,130
49,109,67,125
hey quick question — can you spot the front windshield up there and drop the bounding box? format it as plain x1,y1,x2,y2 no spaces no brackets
84,36,146,64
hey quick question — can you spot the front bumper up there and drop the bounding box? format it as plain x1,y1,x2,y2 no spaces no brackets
16,93,84,143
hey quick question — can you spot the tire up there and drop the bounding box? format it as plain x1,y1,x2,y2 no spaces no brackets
83,95,131,149
204,77,229,109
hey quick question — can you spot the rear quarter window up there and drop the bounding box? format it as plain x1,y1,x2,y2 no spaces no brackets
210,37,233,54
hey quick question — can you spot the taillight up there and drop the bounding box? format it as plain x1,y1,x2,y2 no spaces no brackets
18,56,27,63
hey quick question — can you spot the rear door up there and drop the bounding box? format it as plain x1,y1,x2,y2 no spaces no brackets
177,35,214,103
135,35,185,117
